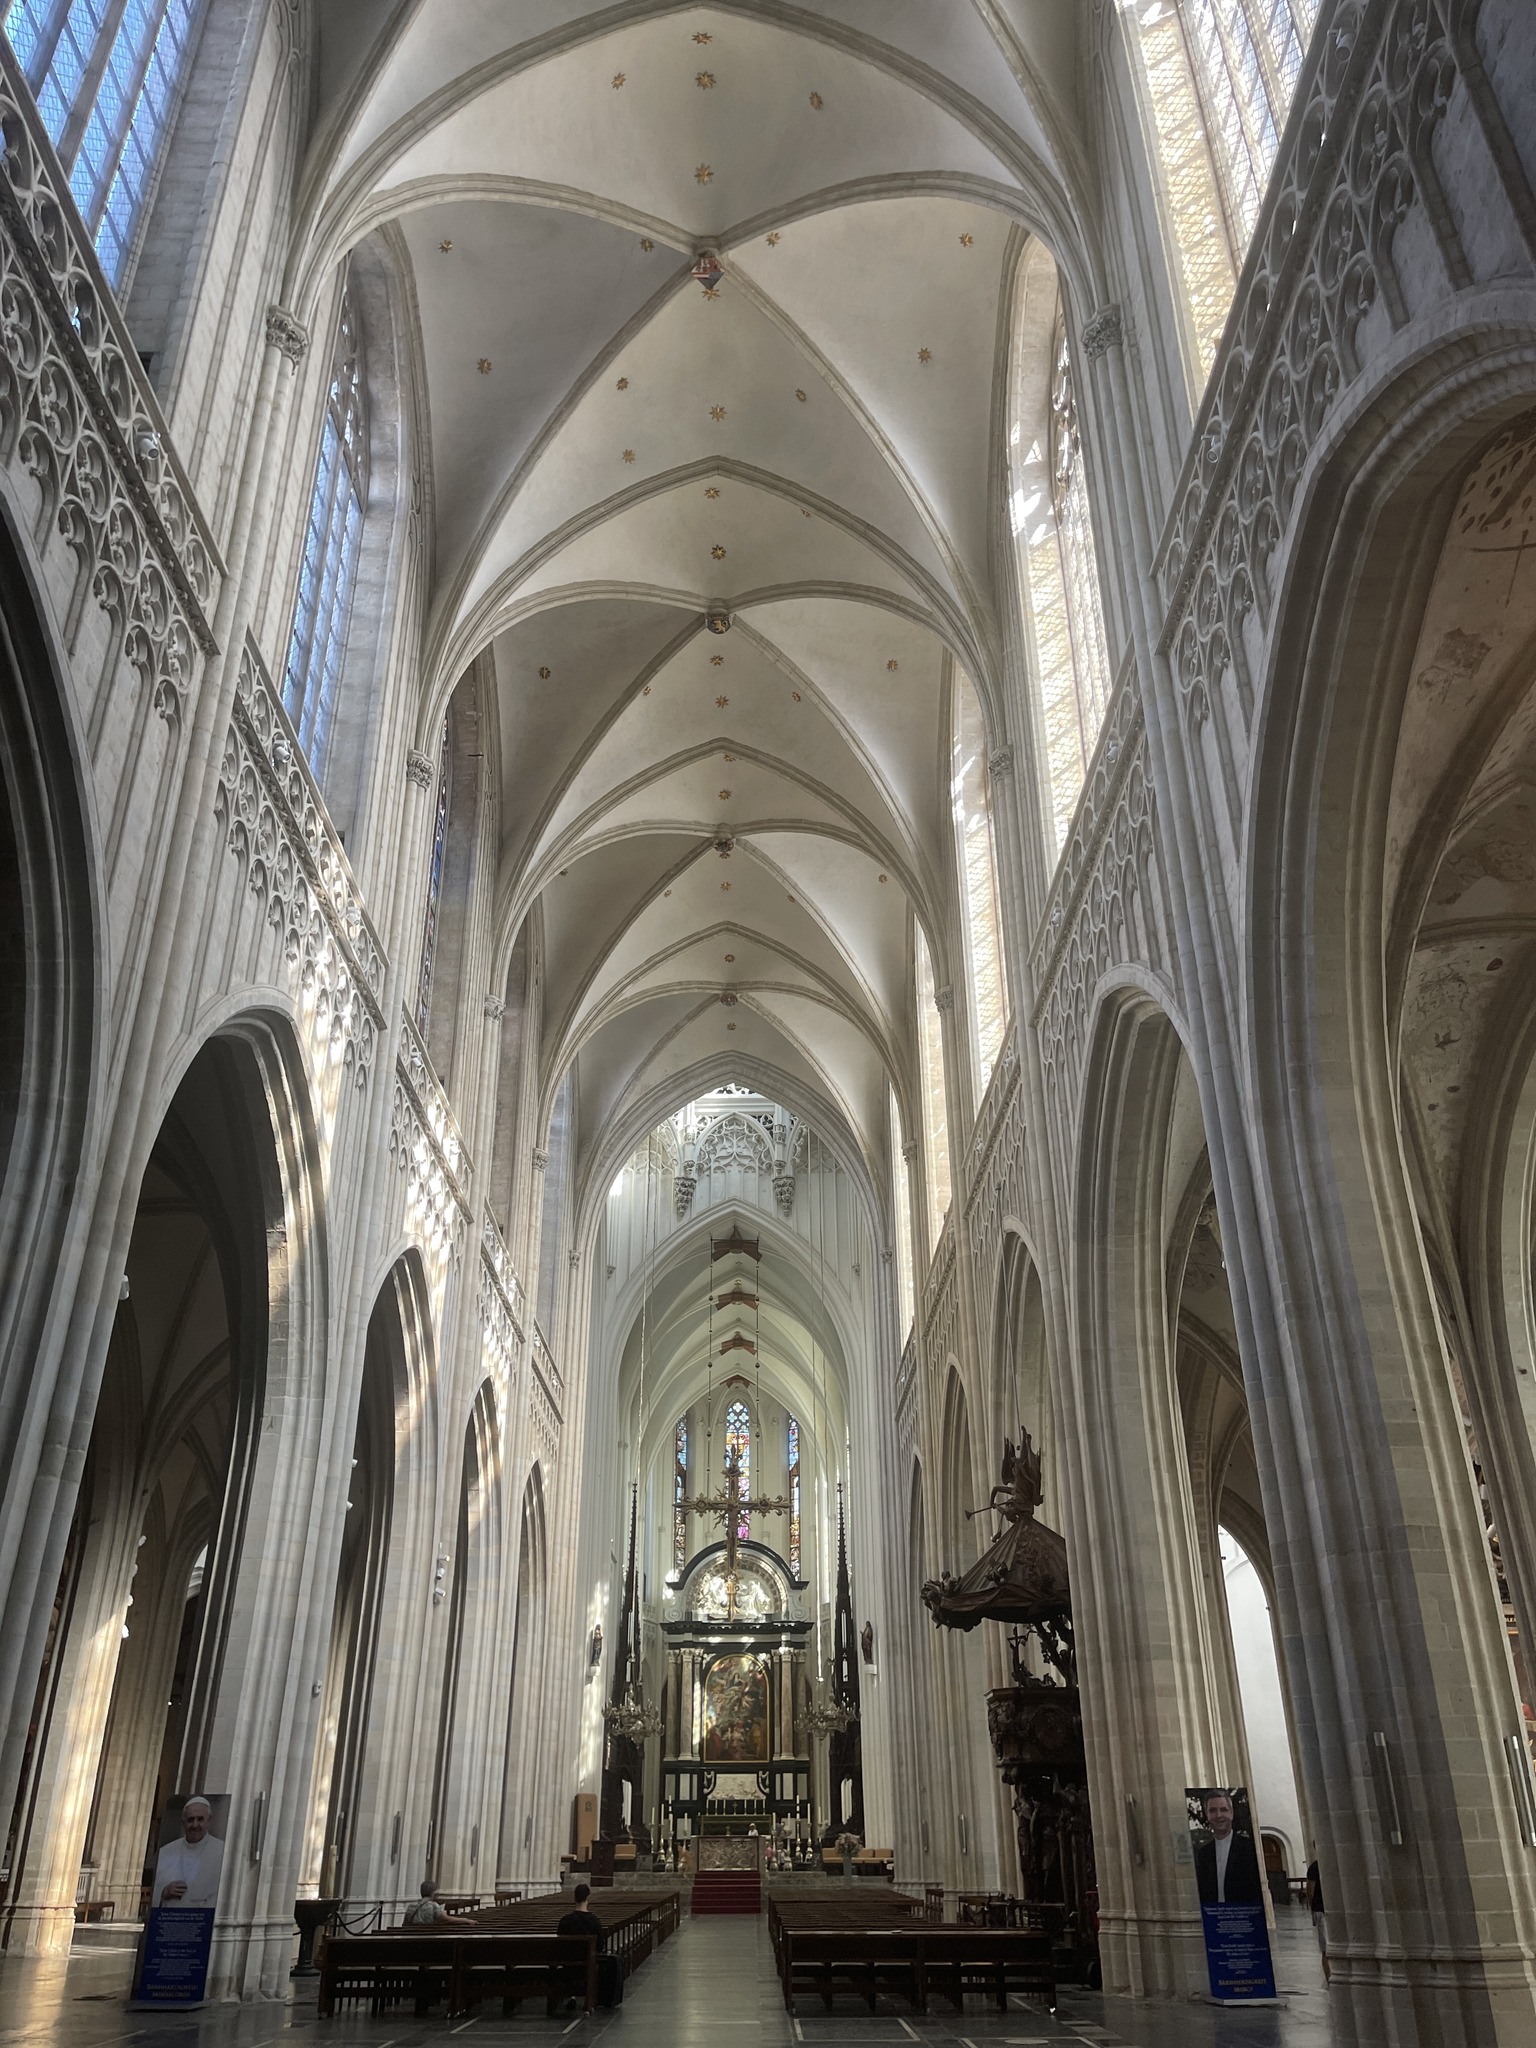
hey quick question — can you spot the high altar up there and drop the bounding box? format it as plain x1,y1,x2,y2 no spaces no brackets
659,1542,813,1849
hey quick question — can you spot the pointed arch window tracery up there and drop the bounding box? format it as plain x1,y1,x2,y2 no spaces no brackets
674,1415,688,1571
951,671,1009,1093
6,0,203,288
787,1415,801,1575
725,1399,751,1539
415,717,451,1035
284,281,368,775
1134,0,1320,378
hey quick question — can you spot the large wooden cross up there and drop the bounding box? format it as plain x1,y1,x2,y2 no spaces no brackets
679,1442,791,1588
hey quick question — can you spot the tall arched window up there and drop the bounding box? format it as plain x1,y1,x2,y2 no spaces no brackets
673,1416,688,1571
284,282,368,776
1008,245,1113,855
725,1399,751,1539
415,717,451,1034
787,1416,801,1575
890,1086,915,1344
951,671,1008,1093
1134,0,1320,378
5,0,202,288
914,924,951,1253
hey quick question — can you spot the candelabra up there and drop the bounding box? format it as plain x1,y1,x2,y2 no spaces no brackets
805,1689,857,1739
603,1688,663,1742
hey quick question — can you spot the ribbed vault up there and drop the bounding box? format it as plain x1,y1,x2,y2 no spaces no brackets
303,0,1092,1198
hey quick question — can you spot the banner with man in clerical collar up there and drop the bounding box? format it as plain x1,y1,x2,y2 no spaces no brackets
130,1792,230,2007
1185,1786,1277,2004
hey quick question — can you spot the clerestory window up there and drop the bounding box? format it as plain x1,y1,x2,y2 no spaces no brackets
283,283,368,776
1133,0,1320,380
951,671,1009,1094
5,0,202,289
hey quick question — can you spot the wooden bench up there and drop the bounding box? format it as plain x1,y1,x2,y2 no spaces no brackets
318,1933,457,2018
919,1929,1055,2012
454,1934,599,2017
772,1913,1054,2015
782,1929,920,2011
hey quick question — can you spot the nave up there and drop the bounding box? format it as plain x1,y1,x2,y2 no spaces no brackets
0,2,1534,2044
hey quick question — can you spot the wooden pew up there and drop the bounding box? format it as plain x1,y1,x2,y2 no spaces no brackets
453,1934,598,2017
317,1932,598,2019
781,1929,921,2012
918,1928,1055,2012
318,1933,457,2017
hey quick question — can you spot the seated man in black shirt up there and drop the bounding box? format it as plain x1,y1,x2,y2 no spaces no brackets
557,1883,623,2008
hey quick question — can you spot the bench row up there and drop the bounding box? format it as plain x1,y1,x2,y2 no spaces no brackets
318,1933,599,2020
773,1925,1056,2013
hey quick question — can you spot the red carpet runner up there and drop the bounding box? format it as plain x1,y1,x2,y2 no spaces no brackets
690,1871,762,1915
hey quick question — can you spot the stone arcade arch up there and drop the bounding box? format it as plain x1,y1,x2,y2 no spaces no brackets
1243,329,1536,2041
1066,990,1239,1999
0,498,99,1882
0,1017,331,1990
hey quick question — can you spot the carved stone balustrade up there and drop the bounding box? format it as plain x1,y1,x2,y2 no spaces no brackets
217,640,387,1077
0,40,221,726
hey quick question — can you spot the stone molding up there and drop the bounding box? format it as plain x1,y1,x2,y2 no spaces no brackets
0,43,221,723
405,748,434,789
264,304,309,364
216,639,387,1076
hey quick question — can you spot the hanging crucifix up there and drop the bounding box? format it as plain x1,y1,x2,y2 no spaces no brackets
678,1441,791,1613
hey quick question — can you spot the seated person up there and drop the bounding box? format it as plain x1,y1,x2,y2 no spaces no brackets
557,1883,623,2008
402,1880,450,1926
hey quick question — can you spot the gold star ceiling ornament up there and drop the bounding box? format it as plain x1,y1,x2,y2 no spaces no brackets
959,232,975,247
612,72,625,88
704,485,720,498
693,29,712,41
917,347,932,363
766,231,781,246
617,376,629,389
709,405,727,422
696,70,715,87
622,449,636,462
695,164,713,183
716,695,729,708
808,91,823,109
710,654,724,666
711,543,726,559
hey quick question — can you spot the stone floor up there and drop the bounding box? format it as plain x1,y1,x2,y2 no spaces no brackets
0,1910,1338,2048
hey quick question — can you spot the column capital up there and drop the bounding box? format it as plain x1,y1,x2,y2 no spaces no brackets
405,748,435,790
264,304,309,364
1081,304,1123,361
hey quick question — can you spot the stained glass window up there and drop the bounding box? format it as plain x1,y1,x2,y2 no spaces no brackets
674,1416,688,1570
725,1400,751,1539
283,284,367,775
1134,0,1320,380
787,1416,801,1575
951,672,1008,1093
5,0,203,290
415,717,451,1034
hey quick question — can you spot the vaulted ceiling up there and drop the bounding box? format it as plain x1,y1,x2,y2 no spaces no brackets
307,2,1093,1203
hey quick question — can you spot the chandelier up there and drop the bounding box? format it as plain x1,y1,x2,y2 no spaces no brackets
604,1688,662,1742
805,1689,858,1740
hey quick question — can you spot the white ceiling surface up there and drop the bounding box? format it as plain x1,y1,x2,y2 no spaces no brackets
310,2,1087,1207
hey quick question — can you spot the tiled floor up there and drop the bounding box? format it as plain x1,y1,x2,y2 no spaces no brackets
0,1911,1338,2048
